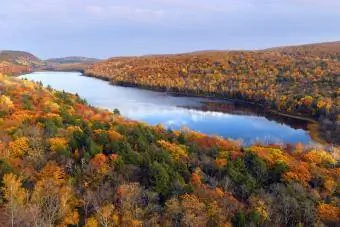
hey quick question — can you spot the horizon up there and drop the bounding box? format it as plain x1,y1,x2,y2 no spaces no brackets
2,40,340,60
1,0,340,59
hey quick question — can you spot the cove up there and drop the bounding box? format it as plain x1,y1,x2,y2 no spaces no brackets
20,71,313,145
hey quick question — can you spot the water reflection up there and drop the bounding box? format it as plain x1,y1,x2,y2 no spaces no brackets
20,71,313,145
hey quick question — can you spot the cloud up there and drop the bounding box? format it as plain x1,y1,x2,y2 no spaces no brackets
149,0,253,12
85,4,165,22
295,0,340,8
2,0,339,26
0,0,339,58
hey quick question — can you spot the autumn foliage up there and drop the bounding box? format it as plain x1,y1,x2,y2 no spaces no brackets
86,42,340,144
0,74,338,226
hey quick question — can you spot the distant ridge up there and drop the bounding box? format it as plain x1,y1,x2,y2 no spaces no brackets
0,50,41,64
264,41,340,51
46,56,100,64
0,51,100,75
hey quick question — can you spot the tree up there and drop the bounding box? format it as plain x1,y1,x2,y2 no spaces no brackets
157,140,188,160
8,137,30,158
96,204,118,227
30,162,75,226
2,173,27,227
165,197,183,226
113,108,121,115
0,95,14,113
317,203,340,224
116,183,143,225
149,162,170,196
181,194,208,227
48,137,68,153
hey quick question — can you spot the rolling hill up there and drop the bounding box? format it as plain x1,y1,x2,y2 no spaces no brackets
0,50,40,63
0,51,101,75
45,56,100,64
42,56,101,72
0,50,42,75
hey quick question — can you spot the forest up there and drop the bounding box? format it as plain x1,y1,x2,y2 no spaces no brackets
0,51,42,76
85,42,340,144
0,73,339,226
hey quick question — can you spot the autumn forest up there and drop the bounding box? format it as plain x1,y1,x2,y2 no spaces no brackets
86,42,340,144
0,42,339,227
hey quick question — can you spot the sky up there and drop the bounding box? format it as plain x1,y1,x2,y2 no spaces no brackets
0,0,339,59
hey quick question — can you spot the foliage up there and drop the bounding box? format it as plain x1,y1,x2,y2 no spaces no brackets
86,42,340,144
0,74,338,226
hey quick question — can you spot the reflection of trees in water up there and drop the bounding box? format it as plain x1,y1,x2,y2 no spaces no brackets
181,100,339,145
181,101,309,130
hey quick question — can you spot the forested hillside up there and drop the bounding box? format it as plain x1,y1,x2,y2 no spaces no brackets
46,56,100,64
0,50,42,75
0,74,339,226
86,41,339,126
0,51,100,75
42,57,101,72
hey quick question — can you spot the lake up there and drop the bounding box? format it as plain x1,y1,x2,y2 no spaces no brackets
20,71,313,145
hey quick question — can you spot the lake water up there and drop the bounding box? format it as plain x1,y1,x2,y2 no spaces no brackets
20,71,313,145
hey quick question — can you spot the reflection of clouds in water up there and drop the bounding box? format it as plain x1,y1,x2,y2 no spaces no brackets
122,105,234,121
163,119,188,127
190,114,202,122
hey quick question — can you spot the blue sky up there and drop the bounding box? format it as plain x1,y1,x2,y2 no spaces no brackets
0,0,339,59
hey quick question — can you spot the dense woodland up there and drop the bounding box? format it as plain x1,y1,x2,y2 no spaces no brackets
0,74,339,226
85,42,340,144
0,50,40,76
0,61,32,77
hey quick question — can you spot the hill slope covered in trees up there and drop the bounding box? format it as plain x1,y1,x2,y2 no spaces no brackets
42,56,101,72
0,50,101,75
0,74,339,226
0,50,42,75
85,42,340,143
46,56,100,64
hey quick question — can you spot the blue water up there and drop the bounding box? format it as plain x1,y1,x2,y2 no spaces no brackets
20,71,313,145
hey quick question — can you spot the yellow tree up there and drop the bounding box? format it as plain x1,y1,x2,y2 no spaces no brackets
181,194,208,227
0,95,14,113
96,204,119,227
30,162,76,226
8,137,30,158
2,173,27,227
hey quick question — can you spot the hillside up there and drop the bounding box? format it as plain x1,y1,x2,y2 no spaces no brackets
0,73,338,226
0,51,101,75
85,42,340,144
264,41,340,58
40,56,101,72
0,50,40,63
46,56,100,64
0,50,42,75
0,61,32,76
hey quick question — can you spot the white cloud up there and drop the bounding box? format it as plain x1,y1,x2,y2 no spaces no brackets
85,4,165,22
149,0,254,12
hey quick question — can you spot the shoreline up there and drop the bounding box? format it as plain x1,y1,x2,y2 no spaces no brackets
18,70,318,124
83,72,317,124
20,70,333,145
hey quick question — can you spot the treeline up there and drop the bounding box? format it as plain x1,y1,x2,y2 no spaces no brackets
0,62,32,76
0,74,338,226
85,42,339,129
